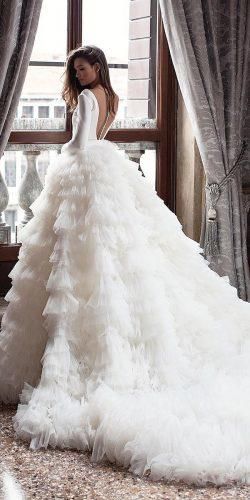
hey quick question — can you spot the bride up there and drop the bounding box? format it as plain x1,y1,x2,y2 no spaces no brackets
1,45,250,487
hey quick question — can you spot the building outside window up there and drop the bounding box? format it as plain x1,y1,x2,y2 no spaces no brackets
54,106,65,118
21,106,34,118
38,106,50,118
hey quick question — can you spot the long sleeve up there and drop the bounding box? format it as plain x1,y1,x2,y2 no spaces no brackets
61,91,93,154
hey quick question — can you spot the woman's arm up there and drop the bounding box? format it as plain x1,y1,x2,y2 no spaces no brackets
61,90,93,154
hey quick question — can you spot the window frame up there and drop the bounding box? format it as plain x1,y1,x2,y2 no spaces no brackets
3,0,177,260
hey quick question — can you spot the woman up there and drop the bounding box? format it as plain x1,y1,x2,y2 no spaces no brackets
1,45,250,487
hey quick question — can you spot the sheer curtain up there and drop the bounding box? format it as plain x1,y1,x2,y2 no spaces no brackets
159,0,250,301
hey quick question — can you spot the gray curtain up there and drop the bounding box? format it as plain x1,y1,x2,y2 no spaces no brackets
0,0,43,159
159,0,250,301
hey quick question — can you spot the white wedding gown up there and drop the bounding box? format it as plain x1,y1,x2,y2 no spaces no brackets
1,88,250,486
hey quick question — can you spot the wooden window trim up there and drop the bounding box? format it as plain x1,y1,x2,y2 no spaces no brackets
2,1,177,261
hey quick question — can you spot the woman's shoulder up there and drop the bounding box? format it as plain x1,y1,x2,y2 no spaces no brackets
79,88,95,99
78,88,96,109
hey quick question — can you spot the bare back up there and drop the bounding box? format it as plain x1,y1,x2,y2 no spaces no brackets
90,86,119,139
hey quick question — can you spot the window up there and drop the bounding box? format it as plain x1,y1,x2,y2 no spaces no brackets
54,106,65,118
38,106,50,118
8,0,177,211
12,0,67,133
21,106,34,118
82,0,157,125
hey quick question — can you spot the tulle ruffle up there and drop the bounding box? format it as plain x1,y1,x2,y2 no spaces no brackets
1,139,250,486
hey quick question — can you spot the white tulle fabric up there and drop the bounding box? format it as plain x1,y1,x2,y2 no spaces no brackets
1,89,250,487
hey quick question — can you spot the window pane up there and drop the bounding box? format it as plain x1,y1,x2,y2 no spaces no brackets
31,0,67,61
54,106,65,118
82,0,157,127
22,106,34,118
38,106,50,118
12,0,67,131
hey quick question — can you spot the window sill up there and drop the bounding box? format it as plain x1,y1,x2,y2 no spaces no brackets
0,244,21,261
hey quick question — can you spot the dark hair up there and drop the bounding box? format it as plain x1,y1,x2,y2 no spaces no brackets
62,45,117,113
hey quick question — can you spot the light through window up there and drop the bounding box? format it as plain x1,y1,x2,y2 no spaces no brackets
82,0,157,127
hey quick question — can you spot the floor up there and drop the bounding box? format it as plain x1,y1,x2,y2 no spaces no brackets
1,298,250,499
1,406,250,499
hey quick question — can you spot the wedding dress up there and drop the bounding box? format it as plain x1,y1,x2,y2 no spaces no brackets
1,88,250,487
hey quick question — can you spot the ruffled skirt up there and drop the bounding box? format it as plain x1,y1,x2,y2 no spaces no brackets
1,140,250,486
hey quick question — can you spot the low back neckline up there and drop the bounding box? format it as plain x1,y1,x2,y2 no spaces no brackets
85,88,110,140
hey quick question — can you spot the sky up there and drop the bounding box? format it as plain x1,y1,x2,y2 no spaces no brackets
31,0,130,63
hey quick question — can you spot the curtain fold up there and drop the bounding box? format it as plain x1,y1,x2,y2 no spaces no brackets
159,0,250,301
0,0,43,158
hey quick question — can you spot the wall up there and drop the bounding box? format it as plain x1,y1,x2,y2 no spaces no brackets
176,89,205,243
